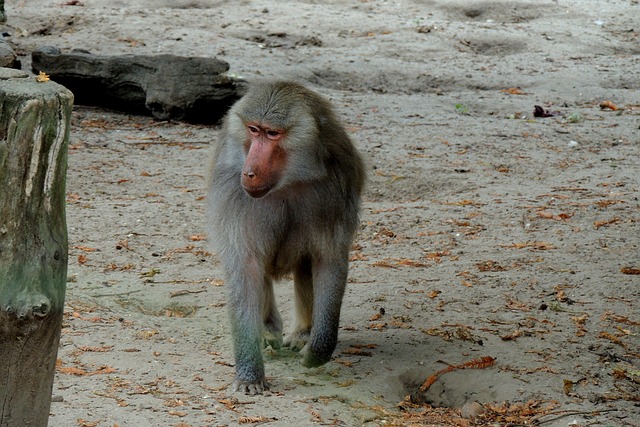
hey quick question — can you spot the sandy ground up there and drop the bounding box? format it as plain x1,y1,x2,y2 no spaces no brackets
2,0,640,426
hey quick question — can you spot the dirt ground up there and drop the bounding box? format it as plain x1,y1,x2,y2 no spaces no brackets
3,0,640,426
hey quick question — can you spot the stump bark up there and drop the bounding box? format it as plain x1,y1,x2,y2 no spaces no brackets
0,68,73,426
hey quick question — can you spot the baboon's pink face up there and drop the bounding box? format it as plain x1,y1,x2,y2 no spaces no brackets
241,123,287,198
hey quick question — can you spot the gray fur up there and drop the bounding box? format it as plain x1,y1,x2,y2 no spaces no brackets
207,81,365,394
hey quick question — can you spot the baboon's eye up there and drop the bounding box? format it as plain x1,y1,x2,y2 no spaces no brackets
266,130,281,139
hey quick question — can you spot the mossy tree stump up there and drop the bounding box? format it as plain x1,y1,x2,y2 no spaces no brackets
0,68,73,426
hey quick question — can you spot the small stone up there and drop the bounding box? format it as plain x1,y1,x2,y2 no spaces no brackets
51,395,64,403
0,37,19,68
461,401,485,419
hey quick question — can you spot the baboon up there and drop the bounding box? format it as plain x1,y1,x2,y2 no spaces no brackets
207,80,365,394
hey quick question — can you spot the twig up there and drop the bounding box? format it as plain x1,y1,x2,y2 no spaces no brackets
169,288,207,298
419,356,496,392
92,289,142,298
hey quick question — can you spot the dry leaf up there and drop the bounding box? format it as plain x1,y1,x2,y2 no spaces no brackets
78,345,113,352
334,359,353,367
367,322,387,330
421,328,453,341
164,398,185,407
59,367,87,376
389,318,412,329
378,228,396,238
36,71,50,82
501,87,528,95
537,210,573,221
424,250,451,261
599,100,618,111
58,365,116,376
428,290,441,299
594,216,621,229
309,410,322,423
448,199,483,206
137,330,159,339
397,259,430,268
602,312,640,326
505,297,530,311
500,329,523,341
598,331,626,347
621,267,640,275
594,200,624,208
571,314,588,336
349,251,368,261
342,347,373,357
563,379,574,395
169,288,207,298
504,241,556,250
73,245,98,252
371,260,397,269
238,416,275,424
351,343,377,349
477,260,508,272
369,312,382,321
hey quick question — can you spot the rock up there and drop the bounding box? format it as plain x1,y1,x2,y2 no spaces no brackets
460,401,485,419
31,46,246,123
0,36,19,68
0,0,5,23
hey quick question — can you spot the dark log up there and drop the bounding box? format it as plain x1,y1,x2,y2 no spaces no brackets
0,67,73,426
32,46,245,124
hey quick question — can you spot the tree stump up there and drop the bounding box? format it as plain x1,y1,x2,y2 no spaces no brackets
0,68,73,426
